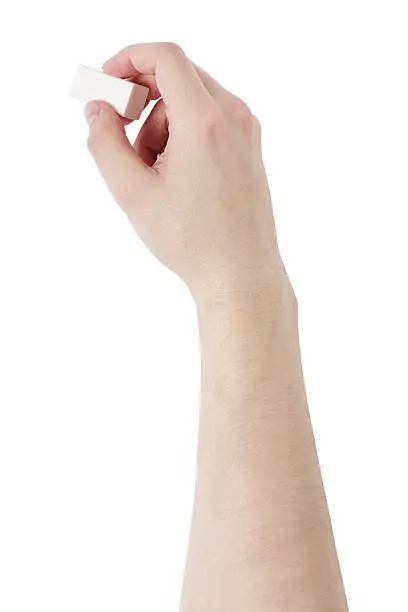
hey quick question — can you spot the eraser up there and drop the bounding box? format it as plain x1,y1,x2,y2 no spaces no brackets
70,64,149,120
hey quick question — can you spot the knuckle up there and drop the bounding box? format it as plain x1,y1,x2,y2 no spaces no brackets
229,98,253,123
198,103,225,137
251,112,262,133
117,43,134,57
161,41,185,57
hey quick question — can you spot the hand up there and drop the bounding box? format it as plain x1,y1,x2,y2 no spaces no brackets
85,42,284,301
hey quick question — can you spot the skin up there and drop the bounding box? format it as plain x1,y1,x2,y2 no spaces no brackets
84,42,349,612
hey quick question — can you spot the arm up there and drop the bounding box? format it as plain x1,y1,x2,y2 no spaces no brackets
84,42,348,611
183,279,348,611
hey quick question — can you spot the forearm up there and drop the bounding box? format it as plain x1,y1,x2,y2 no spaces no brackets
182,264,348,611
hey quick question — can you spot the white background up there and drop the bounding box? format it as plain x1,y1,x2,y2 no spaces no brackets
0,1,407,610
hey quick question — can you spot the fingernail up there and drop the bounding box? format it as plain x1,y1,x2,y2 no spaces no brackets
84,104,101,126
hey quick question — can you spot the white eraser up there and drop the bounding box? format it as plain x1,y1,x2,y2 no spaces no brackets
70,64,149,120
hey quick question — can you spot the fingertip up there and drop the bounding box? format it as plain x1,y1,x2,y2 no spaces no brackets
84,101,102,125
84,100,124,127
101,58,115,75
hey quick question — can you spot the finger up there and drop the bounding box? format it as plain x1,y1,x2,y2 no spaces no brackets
85,101,155,209
192,62,252,113
191,62,231,100
121,74,161,102
133,99,168,167
102,42,212,121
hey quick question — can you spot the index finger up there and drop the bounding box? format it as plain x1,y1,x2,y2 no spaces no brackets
103,42,212,121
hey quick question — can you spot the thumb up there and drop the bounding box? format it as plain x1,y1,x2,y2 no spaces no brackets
85,101,153,210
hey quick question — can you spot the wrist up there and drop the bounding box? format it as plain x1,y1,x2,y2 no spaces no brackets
191,256,296,320
192,258,300,372
193,256,304,419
